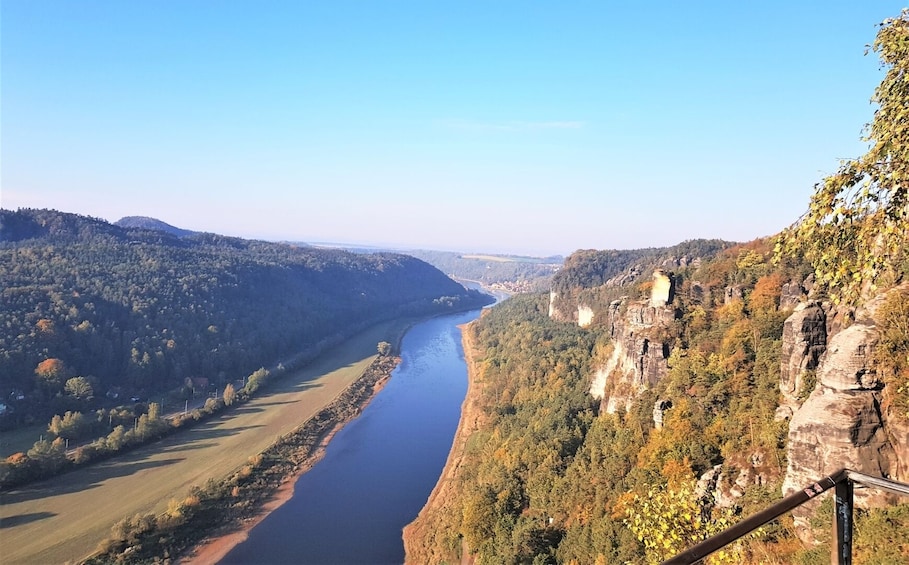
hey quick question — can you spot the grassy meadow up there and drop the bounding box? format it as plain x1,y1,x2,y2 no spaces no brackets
0,321,402,564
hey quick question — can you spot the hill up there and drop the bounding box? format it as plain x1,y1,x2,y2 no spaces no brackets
113,215,197,238
405,238,909,564
403,249,563,293
0,208,491,428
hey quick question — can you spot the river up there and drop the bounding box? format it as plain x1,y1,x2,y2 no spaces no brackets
220,307,485,564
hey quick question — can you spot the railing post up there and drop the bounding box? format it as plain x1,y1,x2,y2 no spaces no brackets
832,478,853,565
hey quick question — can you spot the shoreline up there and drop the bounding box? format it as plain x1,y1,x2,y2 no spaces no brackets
401,317,485,564
180,369,392,564
175,306,487,564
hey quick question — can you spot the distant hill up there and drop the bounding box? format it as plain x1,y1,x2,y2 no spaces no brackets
404,249,562,293
304,243,564,293
114,216,197,238
0,208,492,428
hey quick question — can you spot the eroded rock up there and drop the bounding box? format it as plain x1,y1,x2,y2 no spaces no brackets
779,302,827,410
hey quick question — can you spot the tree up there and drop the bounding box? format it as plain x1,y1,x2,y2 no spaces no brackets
618,463,746,564
34,358,68,392
27,438,67,474
377,341,392,356
48,411,88,441
223,383,236,406
64,377,94,401
777,10,909,304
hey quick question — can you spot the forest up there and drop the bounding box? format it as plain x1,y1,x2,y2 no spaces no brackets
406,11,909,563
0,208,491,430
406,241,909,564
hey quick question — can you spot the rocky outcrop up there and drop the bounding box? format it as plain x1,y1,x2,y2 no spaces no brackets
782,309,904,540
653,399,672,429
650,270,673,307
699,451,778,510
548,291,560,319
780,280,807,310
577,305,594,327
589,278,678,413
777,302,827,416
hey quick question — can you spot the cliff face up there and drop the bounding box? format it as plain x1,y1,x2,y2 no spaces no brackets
782,285,909,538
588,273,677,413
777,301,827,418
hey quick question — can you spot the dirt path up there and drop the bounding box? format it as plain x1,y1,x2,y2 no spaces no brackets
0,322,400,565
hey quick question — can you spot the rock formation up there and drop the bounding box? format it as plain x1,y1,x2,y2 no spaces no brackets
650,270,673,307
589,273,677,413
577,304,594,327
782,286,909,540
777,302,827,417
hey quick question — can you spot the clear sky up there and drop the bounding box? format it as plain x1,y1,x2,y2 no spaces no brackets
2,1,906,256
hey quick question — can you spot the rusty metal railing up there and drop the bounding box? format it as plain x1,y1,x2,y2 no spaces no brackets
662,468,909,565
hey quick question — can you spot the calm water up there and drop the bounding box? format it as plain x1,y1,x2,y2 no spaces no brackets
221,308,482,564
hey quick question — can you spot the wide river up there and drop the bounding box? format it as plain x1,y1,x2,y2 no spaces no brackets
221,307,484,564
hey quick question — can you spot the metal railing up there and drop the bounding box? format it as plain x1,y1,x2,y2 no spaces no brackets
662,468,909,565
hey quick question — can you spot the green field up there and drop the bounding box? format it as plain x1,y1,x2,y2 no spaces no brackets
0,321,403,564
0,424,47,460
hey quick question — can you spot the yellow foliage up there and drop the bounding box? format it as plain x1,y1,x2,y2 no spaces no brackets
619,471,751,564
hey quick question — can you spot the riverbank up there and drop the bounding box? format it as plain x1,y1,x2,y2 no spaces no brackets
402,315,487,564
177,353,399,564
4,322,397,564
175,312,455,564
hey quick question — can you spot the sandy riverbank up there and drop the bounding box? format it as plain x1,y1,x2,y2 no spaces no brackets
177,356,397,565
181,309,489,565
180,374,391,564
401,317,486,565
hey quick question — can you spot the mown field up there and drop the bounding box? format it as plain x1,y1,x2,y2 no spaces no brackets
0,321,402,564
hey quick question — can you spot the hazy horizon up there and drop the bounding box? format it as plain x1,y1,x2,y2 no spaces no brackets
4,1,906,256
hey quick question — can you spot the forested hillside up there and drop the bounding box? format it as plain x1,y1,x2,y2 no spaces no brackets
0,208,490,429
551,240,733,292
406,243,790,563
405,241,909,564
405,250,562,291
548,240,734,323
406,11,909,563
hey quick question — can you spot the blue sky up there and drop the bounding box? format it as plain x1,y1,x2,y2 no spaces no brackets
2,1,906,256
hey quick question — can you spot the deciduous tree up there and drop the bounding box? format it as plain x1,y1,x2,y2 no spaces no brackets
777,10,909,304
64,376,93,400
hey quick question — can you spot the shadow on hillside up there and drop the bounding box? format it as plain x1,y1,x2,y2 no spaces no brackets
157,441,217,454
288,381,324,392
241,399,297,408
183,424,264,441
0,511,57,529
1,457,185,505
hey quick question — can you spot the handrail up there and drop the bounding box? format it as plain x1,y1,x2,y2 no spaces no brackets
661,468,909,565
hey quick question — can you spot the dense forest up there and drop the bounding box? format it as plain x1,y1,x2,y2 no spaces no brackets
406,11,909,563
0,208,490,429
406,241,909,564
550,239,734,293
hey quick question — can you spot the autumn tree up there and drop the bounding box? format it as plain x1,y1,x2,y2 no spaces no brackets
223,383,236,406
48,411,88,441
777,10,909,304
618,461,749,564
34,358,69,393
64,376,94,401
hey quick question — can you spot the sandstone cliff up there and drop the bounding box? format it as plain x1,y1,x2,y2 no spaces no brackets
588,272,677,413
777,301,827,418
782,284,909,539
